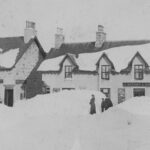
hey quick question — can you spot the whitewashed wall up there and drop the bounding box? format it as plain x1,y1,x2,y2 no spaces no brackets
42,58,97,92
98,55,150,105
42,54,150,106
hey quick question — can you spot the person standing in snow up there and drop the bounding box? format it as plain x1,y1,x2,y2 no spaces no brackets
101,98,105,112
89,94,96,115
105,97,113,110
101,97,113,112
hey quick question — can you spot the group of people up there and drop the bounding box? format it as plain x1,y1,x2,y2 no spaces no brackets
89,94,113,115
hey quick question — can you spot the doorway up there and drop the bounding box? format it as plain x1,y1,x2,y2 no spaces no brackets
4,89,14,107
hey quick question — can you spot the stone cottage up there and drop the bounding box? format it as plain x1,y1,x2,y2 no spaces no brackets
0,21,45,106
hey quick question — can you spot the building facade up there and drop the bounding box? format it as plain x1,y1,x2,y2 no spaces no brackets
39,26,150,105
0,21,45,106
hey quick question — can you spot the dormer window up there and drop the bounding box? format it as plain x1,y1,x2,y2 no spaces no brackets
65,65,73,79
134,65,143,80
101,65,110,80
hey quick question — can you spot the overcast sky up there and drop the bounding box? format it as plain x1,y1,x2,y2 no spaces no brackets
0,0,150,52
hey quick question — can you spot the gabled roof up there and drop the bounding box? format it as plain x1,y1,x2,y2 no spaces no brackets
96,53,115,69
38,42,150,74
0,36,46,71
38,53,78,72
120,52,149,74
47,40,150,59
59,53,78,67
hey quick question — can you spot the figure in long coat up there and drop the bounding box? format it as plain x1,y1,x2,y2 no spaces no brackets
101,98,105,112
89,94,96,115
101,97,113,112
105,98,113,110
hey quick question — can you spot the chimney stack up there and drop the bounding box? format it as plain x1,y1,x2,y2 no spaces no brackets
55,27,65,49
24,21,37,43
95,25,106,48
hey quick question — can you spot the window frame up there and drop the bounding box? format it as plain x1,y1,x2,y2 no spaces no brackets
134,65,144,80
65,65,73,79
101,65,111,80
53,88,60,93
100,88,111,98
133,88,145,97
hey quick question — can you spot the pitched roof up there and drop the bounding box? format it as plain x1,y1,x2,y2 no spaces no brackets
38,53,78,72
120,52,149,74
47,40,150,58
38,42,150,74
0,36,46,70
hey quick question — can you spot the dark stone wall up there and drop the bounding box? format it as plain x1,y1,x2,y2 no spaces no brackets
24,52,44,99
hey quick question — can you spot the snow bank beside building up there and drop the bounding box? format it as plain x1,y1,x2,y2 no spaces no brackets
117,96,150,116
15,90,105,116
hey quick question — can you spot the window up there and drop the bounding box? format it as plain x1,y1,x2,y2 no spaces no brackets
134,65,143,80
62,88,75,91
100,88,110,98
53,88,60,93
20,86,26,100
65,65,73,79
46,87,50,93
101,65,110,80
133,88,145,97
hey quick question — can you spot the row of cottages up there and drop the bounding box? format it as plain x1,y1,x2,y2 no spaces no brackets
0,21,45,106
38,25,150,105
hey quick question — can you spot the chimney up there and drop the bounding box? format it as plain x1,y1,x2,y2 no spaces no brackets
95,25,106,48
24,21,37,43
55,27,65,49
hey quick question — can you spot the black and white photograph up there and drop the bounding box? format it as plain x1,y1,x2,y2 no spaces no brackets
0,0,150,149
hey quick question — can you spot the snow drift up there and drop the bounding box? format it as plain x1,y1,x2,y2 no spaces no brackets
117,96,150,116
14,90,105,116
0,91,150,150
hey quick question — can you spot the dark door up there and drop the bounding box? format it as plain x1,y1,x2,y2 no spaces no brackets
4,89,13,107
133,88,145,97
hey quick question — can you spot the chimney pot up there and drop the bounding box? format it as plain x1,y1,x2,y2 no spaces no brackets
95,25,106,48
24,21,37,43
55,27,65,49
26,21,35,29
98,25,104,32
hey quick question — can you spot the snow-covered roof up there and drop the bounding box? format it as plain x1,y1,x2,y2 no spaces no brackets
39,43,150,72
104,43,150,72
38,55,64,71
0,48,19,68
76,43,150,72
0,36,45,70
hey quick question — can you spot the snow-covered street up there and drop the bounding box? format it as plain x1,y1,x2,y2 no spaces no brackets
0,90,149,150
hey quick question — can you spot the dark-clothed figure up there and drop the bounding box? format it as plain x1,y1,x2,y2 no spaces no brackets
101,97,113,112
101,98,105,112
89,94,96,115
105,98,113,110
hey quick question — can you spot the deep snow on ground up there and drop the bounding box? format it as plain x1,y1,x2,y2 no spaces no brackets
117,96,150,116
0,91,150,150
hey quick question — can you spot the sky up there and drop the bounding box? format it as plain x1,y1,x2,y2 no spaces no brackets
0,0,150,52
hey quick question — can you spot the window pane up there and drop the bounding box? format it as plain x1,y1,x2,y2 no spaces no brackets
65,65,72,78
101,65,110,80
